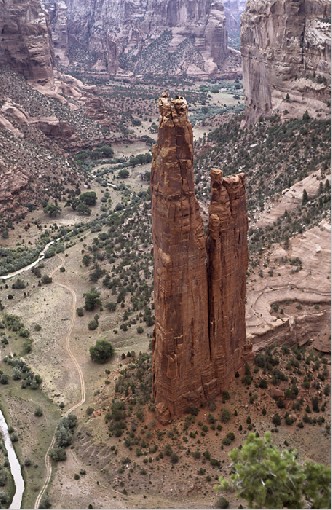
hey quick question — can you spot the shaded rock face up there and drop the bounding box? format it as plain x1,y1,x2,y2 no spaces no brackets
151,94,250,423
0,0,54,83
241,0,331,123
43,0,69,65
44,0,228,78
208,169,249,390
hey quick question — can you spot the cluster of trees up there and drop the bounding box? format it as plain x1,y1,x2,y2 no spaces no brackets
50,414,78,462
75,145,114,164
72,191,97,216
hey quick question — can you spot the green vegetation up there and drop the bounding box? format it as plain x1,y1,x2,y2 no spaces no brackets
43,203,61,218
50,414,78,462
216,432,331,509
84,288,101,311
90,339,114,364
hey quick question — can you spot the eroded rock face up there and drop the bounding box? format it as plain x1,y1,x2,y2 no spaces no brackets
44,0,229,78
241,0,331,122
151,94,217,423
0,0,54,83
152,95,250,422
208,169,249,390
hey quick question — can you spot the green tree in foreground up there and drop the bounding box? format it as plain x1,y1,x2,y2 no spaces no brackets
215,432,330,509
90,339,114,364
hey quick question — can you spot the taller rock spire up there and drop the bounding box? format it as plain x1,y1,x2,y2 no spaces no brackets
151,93,217,424
151,94,251,423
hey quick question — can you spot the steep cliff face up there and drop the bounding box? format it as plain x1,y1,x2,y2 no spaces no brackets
43,0,69,65
44,0,229,78
241,0,331,122
208,169,249,390
0,0,54,83
151,94,217,423
152,95,250,423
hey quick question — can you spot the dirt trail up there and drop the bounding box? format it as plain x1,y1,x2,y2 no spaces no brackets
34,257,86,509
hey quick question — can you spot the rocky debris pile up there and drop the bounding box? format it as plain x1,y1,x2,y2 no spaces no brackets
151,94,251,423
0,126,77,224
241,0,331,122
0,69,109,224
0,70,104,151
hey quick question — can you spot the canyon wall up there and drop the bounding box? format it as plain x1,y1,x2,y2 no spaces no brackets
152,95,250,423
0,0,54,83
44,0,229,78
241,0,331,122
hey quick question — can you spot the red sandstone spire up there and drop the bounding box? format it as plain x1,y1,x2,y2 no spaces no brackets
207,169,249,390
151,93,216,424
151,94,251,423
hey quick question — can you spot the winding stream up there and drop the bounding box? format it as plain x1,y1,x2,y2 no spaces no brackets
0,238,62,507
1,238,60,281
0,410,25,509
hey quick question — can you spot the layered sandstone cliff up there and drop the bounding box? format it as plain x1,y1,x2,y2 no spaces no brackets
0,0,54,83
241,0,331,122
44,0,229,78
152,95,250,422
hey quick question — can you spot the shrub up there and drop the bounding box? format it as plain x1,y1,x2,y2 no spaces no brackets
76,307,84,317
259,379,268,389
221,409,231,423
272,414,281,426
84,288,101,311
90,339,114,364
170,453,179,464
214,496,229,509
80,192,97,206
88,319,98,331
50,448,67,461
12,279,26,289
34,407,43,417
118,169,130,179
41,275,52,284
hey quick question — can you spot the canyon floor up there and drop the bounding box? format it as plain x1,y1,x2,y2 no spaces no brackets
0,79,330,509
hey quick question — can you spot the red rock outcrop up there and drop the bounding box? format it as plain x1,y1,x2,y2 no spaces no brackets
152,95,251,422
151,94,217,423
0,0,54,84
208,169,250,390
241,0,331,122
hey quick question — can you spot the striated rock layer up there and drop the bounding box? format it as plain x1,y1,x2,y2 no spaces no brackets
151,94,217,423
241,0,331,123
208,169,250,390
152,95,251,422
0,0,54,83
44,0,229,78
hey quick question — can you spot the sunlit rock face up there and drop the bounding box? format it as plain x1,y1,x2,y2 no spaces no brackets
43,0,229,78
151,94,251,423
241,0,331,122
0,0,54,83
